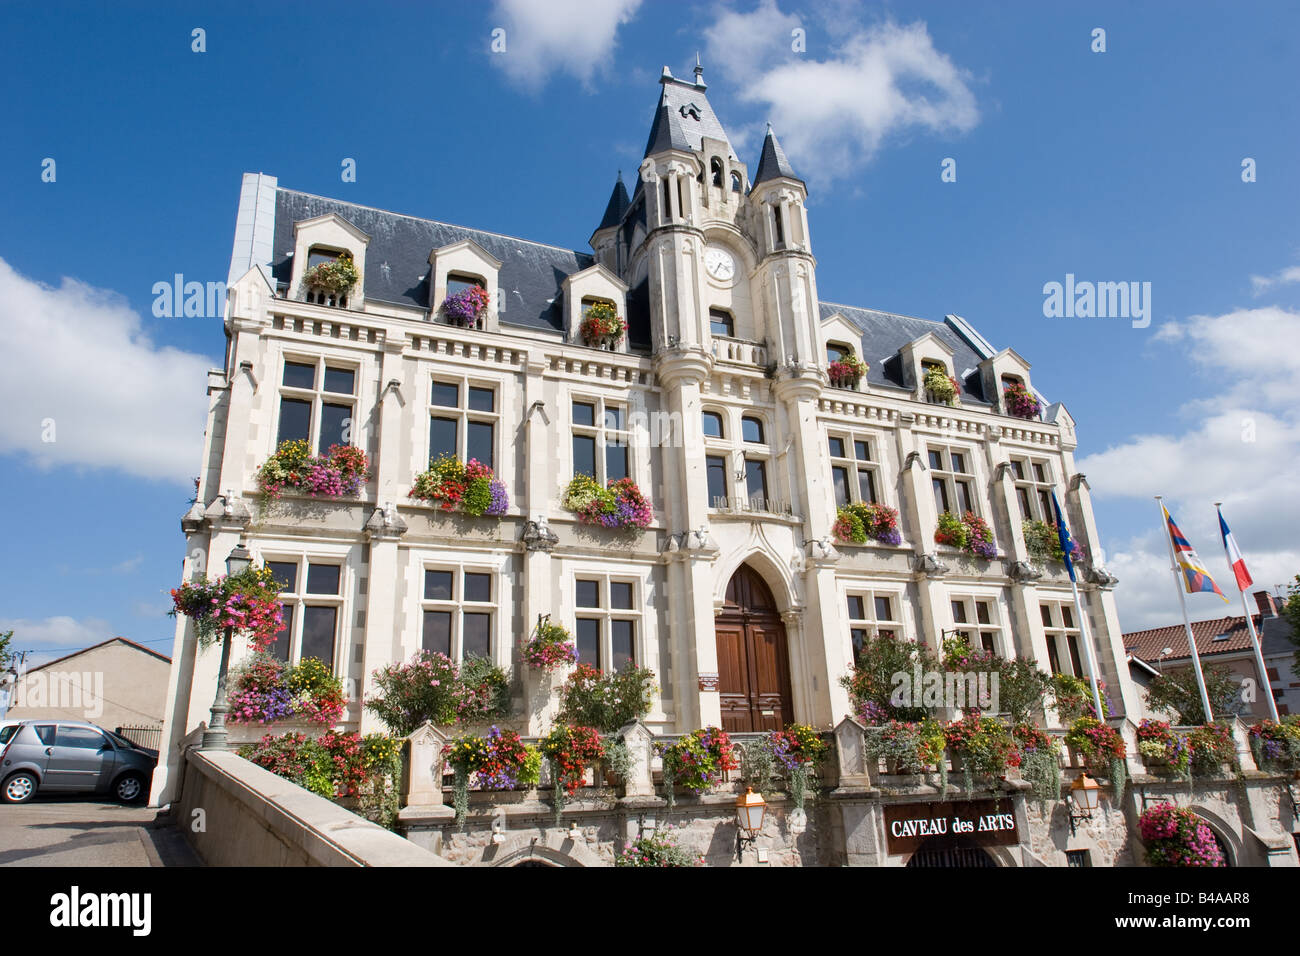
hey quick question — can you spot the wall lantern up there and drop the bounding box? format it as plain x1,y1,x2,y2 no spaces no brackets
226,541,252,576
735,786,766,861
1068,772,1101,836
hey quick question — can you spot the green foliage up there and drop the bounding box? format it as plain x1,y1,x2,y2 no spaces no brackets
1022,518,1065,562
301,252,359,294
840,631,937,722
1280,575,1300,672
557,663,656,733
616,828,702,867
457,655,511,724
0,629,13,671
1144,665,1241,725
997,658,1053,725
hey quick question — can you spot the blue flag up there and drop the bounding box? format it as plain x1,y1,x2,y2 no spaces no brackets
1051,491,1076,582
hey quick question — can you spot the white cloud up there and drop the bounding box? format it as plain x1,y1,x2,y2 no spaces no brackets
1249,264,1300,295
1,616,117,665
489,0,643,90
705,4,979,184
0,258,210,484
1080,304,1300,630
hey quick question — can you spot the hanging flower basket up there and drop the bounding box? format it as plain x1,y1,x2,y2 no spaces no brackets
409,455,508,517
827,355,868,389
169,564,285,650
522,615,579,672
833,502,901,545
442,286,491,328
1138,803,1225,867
1002,382,1041,420
579,301,627,349
922,365,960,406
302,253,360,295
935,511,996,559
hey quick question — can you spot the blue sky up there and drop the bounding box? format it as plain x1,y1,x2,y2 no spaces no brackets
1,0,1298,664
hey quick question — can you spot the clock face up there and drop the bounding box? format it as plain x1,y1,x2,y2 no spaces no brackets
705,247,736,281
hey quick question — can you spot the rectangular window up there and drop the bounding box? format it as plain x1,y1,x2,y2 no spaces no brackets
709,308,734,337
278,357,359,454
745,459,768,504
929,445,981,523
301,606,338,667
846,589,904,654
832,466,850,507
421,567,496,663
1041,601,1082,677
263,557,344,669
951,594,1003,658
857,469,877,504
572,575,641,673
430,378,498,470
572,396,630,485
1011,456,1058,522
707,455,728,508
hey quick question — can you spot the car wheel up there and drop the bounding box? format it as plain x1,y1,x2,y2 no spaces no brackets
113,772,145,804
3,771,38,804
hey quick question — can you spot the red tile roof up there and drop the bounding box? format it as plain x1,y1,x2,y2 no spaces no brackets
1123,614,1263,663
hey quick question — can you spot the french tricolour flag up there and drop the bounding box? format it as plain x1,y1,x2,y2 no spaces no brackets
1217,506,1253,593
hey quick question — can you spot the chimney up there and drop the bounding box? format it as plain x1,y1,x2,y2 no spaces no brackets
1253,590,1277,618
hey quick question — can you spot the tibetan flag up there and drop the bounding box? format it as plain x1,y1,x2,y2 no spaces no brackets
1050,491,1077,583
1163,504,1229,602
1217,507,1254,592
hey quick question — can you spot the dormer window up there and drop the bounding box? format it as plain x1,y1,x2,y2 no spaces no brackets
443,273,489,329
1001,374,1041,420
301,246,359,308
922,360,960,407
827,343,849,364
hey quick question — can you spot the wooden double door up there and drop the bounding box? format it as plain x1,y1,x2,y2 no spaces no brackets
714,565,795,733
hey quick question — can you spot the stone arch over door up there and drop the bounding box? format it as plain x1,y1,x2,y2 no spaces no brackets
715,563,796,732
478,831,606,867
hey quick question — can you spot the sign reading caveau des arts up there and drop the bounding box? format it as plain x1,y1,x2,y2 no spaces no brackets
883,800,1019,855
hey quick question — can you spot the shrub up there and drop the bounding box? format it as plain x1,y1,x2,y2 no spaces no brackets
1144,665,1241,725
579,301,627,347
227,652,345,726
1002,381,1041,419
1136,719,1189,774
363,651,467,734
170,564,284,650
616,827,703,867
443,286,490,326
1022,518,1084,564
1186,722,1237,774
539,724,605,796
944,710,1018,784
827,354,868,387
840,631,936,722
1248,717,1300,769
257,440,369,502
923,365,960,405
557,663,656,733
1051,673,1112,721
301,253,359,294
865,719,946,774
456,655,511,725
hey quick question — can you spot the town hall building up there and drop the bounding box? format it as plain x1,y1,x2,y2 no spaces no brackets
151,65,1297,866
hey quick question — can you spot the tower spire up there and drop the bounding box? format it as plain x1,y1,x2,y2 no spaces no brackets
694,52,704,86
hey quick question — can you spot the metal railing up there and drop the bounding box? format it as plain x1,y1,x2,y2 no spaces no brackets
115,724,163,751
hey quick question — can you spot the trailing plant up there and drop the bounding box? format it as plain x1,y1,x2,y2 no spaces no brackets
442,285,490,327
1248,717,1300,770
995,658,1053,725
1002,381,1041,420
922,365,960,405
364,650,462,733
841,632,937,723
539,724,605,798
1136,719,1190,776
286,656,346,726
256,440,369,503
766,724,829,812
832,502,902,546
657,727,739,797
605,736,632,783
408,455,508,517
521,614,578,672
827,353,868,388
615,826,703,867
556,662,656,733
579,300,628,348
864,719,946,775
739,738,777,795
561,474,652,530
170,563,284,650
1138,803,1225,867
442,726,532,823
1144,665,1241,725
1022,518,1084,564
1064,715,1128,795
935,510,997,559
1012,724,1062,803
302,252,359,295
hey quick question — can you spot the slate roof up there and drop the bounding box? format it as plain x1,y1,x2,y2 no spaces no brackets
270,188,593,335
643,72,738,160
819,302,994,406
596,175,630,233
1123,615,1264,663
1260,616,1298,658
753,126,801,186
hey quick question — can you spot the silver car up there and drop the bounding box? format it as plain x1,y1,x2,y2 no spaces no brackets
0,720,157,804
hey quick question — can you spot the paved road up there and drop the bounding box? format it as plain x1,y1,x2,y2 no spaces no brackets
0,796,202,867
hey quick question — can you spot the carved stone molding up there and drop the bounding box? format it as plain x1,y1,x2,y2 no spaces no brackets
1085,565,1119,589
365,504,408,541
1008,560,1044,584
204,490,252,531
913,552,949,578
521,519,559,553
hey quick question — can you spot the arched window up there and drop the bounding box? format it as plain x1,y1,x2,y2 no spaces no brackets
710,158,724,188
741,416,765,444
773,204,785,245
827,342,851,364
446,273,485,298
702,410,724,438
709,308,735,338
731,171,742,193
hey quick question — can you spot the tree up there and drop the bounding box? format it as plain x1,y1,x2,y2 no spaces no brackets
1144,665,1242,725
0,630,12,671
1280,575,1300,672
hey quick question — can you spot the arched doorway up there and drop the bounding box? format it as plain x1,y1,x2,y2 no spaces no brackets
905,838,998,868
715,564,794,732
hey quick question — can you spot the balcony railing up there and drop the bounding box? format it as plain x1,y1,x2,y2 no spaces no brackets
710,335,768,368
710,495,795,517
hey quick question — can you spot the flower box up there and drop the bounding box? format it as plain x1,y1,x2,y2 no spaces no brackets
442,286,490,328
827,355,868,389
579,301,627,349
409,455,508,516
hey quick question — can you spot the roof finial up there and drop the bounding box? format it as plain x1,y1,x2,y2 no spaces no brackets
694,52,704,85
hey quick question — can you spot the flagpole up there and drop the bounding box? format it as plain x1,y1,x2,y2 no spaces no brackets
1069,572,1107,724
1217,503,1279,722
1156,496,1213,722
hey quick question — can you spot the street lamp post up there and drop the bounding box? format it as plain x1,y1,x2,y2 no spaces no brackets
200,542,252,751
